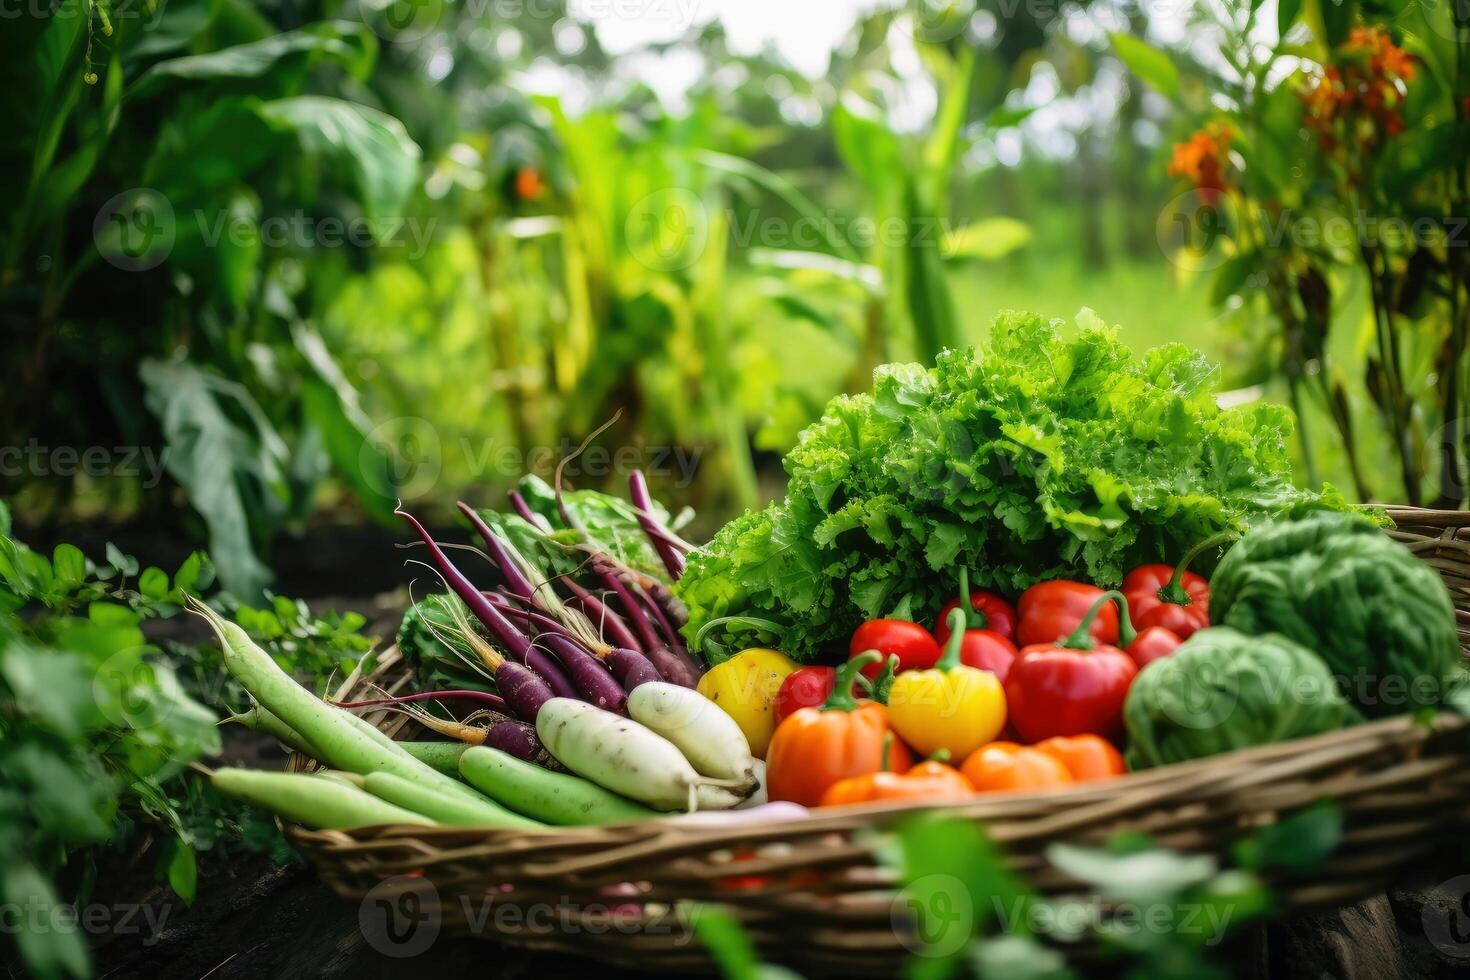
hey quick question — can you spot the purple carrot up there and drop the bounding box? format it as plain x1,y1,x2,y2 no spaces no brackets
486,720,545,762
396,508,577,703
485,591,577,639
457,501,540,600
497,593,659,692
333,690,507,712
508,489,553,532
592,559,700,688
628,470,688,578
537,633,628,712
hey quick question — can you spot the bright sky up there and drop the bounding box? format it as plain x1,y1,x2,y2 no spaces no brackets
574,0,884,76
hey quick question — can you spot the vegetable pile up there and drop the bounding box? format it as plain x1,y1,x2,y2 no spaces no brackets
677,311,1346,664
200,316,1462,838
209,473,783,831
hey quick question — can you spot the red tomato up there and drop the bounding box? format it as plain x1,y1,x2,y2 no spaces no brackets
773,666,837,725
848,619,941,681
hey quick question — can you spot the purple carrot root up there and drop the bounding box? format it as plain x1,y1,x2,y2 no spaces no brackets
628,471,687,578
486,720,545,762
604,646,662,689
591,563,699,688
396,508,577,701
507,490,553,533
458,501,540,599
538,633,628,712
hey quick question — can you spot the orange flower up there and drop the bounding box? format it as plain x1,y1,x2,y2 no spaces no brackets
1167,123,1234,200
1300,27,1416,153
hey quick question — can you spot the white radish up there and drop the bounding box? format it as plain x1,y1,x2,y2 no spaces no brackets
536,698,730,812
625,682,758,794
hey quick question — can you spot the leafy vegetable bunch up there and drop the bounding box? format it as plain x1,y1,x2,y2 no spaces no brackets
679,311,1345,662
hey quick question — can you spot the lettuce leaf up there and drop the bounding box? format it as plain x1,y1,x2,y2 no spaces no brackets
677,311,1347,663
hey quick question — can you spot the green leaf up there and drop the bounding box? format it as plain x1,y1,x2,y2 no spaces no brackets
139,567,170,600
128,22,375,99
1233,801,1342,872
291,323,397,521
173,551,214,595
105,543,139,579
943,217,1033,261
1110,34,1180,99
254,96,421,234
2,862,91,980
140,356,288,598
51,544,86,593
164,837,198,905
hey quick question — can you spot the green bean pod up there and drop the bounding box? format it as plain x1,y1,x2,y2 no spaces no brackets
459,746,659,826
211,768,433,829
362,772,542,829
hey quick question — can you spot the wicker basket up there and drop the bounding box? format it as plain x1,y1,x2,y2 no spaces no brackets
287,506,1470,974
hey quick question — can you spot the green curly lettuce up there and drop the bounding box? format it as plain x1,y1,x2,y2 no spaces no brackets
1210,510,1460,717
1124,627,1354,770
677,310,1348,663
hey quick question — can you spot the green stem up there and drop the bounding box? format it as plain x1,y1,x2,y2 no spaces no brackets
1063,591,1135,650
692,615,787,660
1159,530,1237,605
825,652,880,713
953,566,989,631
935,607,966,673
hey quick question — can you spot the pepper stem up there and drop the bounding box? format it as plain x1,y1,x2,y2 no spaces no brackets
692,615,788,661
1160,531,1236,606
1062,591,1134,650
955,567,988,631
825,652,880,712
871,654,899,704
881,732,894,773
936,607,966,673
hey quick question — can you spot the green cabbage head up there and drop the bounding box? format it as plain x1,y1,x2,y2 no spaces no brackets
1209,511,1461,717
1124,627,1353,770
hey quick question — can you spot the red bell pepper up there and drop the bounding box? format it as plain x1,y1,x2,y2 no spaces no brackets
849,618,940,681
1015,580,1119,647
931,568,1018,679
1121,532,1233,640
1102,587,1182,670
1005,591,1138,742
1126,624,1183,670
933,568,1016,642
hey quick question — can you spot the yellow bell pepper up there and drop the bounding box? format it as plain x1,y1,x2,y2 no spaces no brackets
696,648,798,758
887,609,1006,759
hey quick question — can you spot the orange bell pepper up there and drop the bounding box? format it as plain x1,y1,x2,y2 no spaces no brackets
1033,734,1125,782
819,760,975,807
766,652,913,806
960,742,1073,793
